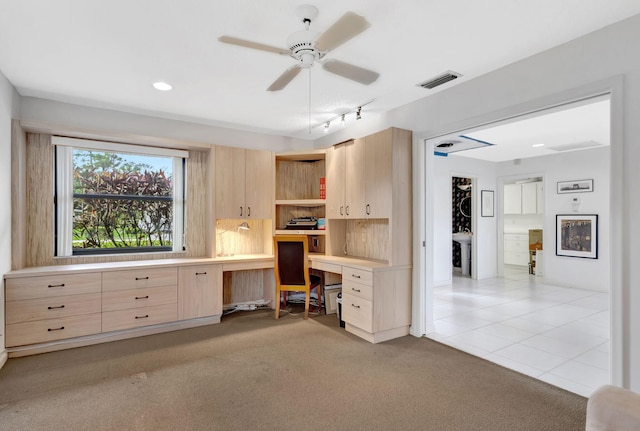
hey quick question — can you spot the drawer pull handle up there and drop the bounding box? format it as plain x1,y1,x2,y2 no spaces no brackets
135,295,149,300
135,315,149,320
48,283,65,288
48,326,65,331
351,304,360,309
195,272,207,275
47,305,65,310
351,274,361,279
135,276,149,281
351,288,361,293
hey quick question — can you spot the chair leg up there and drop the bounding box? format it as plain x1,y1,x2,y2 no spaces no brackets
304,290,310,320
275,288,280,319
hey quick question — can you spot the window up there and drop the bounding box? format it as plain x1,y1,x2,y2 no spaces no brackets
54,137,187,256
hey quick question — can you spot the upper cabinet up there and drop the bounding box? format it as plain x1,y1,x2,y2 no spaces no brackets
325,127,412,265
215,146,274,219
326,130,396,220
504,182,544,215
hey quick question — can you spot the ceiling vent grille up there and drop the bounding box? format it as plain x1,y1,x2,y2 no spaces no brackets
547,140,602,152
417,71,462,89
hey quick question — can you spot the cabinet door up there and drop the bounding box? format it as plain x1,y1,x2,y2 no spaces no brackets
326,143,346,218
245,149,274,219
178,264,222,320
521,182,537,214
503,184,522,214
215,146,246,219
364,129,392,218
536,182,544,214
345,139,366,218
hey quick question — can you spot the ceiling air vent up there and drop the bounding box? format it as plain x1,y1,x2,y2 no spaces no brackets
417,71,462,90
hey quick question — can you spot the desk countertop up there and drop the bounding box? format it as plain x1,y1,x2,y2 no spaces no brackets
3,254,275,279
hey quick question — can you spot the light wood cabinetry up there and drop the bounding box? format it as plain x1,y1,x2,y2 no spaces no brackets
5,273,102,347
4,260,232,352
215,146,274,219
102,267,178,332
326,128,412,266
178,264,222,320
312,257,411,343
274,150,326,235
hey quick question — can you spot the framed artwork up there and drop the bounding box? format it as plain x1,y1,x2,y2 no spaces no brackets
481,190,494,217
557,179,593,194
556,214,598,259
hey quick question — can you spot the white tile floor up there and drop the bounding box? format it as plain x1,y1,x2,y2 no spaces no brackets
426,267,610,397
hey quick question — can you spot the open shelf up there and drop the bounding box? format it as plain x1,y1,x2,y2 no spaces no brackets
275,229,326,236
276,199,325,206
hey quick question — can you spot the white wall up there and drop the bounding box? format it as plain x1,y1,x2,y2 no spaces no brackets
0,70,19,362
499,147,610,292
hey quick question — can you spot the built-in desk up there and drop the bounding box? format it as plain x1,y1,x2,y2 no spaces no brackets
3,255,274,357
309,255,412,344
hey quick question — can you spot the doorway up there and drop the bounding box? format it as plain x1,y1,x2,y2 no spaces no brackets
422,95,612,397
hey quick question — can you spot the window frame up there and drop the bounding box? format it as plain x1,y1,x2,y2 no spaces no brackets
53,137,188,257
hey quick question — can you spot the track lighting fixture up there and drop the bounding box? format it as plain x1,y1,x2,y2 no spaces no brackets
324,121,330,132
340,114,346,126
356,106,362,120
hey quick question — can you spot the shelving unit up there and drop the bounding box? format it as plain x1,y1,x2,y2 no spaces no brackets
274,150,326,251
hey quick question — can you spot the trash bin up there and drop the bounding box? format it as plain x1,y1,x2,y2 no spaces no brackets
336,292,345,328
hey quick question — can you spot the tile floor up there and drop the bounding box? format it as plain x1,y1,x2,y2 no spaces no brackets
426,267,610,397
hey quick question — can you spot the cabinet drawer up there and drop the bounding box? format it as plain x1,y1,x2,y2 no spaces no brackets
342,267,373,285
6,272,101,301
102,285,177,312
311,261,342,275
342,293,373,333
343,278,373,301
6,313,102,347
102,267,177,292
6,293,102,324
102,303,177,332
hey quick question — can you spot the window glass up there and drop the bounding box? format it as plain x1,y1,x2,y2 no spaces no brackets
54,138,186,256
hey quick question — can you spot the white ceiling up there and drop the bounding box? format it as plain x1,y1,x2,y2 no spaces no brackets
0,1,638,141
433,97,610,163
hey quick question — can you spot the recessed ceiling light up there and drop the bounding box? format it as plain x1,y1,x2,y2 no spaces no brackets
153,81,172,91
532,143,545,147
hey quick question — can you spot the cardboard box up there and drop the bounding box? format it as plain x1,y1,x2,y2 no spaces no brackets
529,229,543,251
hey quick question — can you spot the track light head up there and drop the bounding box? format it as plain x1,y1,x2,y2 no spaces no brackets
356,106,362,120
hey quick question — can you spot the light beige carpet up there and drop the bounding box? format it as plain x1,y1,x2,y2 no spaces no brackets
0,310,587,430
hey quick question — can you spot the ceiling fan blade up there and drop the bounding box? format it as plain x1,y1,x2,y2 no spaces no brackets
314,11,370,52
322,59,379,85
267,65,302,91
218,36,290,55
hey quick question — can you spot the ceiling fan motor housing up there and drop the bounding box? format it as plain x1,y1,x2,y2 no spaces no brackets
287,30,321,67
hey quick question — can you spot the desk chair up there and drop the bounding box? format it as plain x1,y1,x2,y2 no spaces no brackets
273,235,322,320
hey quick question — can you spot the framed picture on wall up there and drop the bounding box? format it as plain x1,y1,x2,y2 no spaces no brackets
481,190,494,217
556,214,598,259
557,179,594,194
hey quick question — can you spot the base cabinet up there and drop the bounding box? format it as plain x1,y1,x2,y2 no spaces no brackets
4,262,224,350
338,265,411,343
178,264,222,320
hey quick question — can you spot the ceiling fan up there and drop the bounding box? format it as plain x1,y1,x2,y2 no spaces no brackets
219,4,379,91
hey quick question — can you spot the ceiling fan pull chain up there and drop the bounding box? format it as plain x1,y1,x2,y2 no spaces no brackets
308,67,312,134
